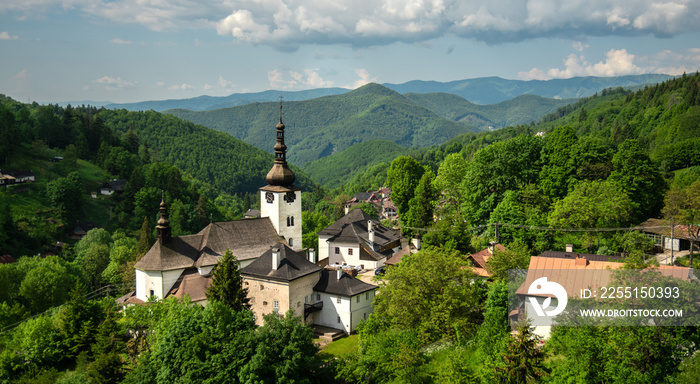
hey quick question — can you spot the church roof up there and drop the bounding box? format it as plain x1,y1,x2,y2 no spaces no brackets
135,217,283,272
169,268,212,302
241,243,322,282
313,269,377,297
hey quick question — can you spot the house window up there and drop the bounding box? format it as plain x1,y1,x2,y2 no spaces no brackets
273,300,279,314
316,293,321,301
287,216,294,227
305,296,308,304
365,292,370,300
337,316,341,323
356,296,360,303
336,297,341,304
288,238,293,247
149,290,155,297
335,247,340,254
348,248,353,256
364,313,367,320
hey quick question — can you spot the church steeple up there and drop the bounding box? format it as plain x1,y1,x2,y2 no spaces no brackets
156,192,171,244
265,101,296,186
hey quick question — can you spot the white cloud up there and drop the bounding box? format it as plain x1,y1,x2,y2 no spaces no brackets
519,47,700,80
168,83,194,91
110,38,131,44
12,69,29,79
352,68,377,88
93,76,137,90
0,32,19,40
5,0,700,47
268,68,334,89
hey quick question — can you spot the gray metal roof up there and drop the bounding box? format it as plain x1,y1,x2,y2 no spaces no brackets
313,269,377,297
241,243,322,282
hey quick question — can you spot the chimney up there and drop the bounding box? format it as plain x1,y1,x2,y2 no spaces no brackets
308,248,316,264
566,244,574,253
337,268,343,280
368,220,375,247
272,248,280,270
575,254,588,266
487,241,496,254
412,234,421,250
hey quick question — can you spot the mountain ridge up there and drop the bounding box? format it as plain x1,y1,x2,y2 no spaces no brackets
98,74,672,112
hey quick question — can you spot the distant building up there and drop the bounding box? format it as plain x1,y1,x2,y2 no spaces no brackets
467,242,505,277
317,208,403,269
100,179,127,195
0,169,35,186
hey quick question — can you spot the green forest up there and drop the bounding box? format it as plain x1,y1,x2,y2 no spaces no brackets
1,72,700,383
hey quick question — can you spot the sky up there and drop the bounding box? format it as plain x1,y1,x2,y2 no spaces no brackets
1,0,700,104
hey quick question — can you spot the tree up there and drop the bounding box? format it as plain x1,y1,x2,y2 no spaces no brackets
549,180,634,251
495,322,548,384
404,168,437,231
539,125,578,201
386,156,424,217
460,135,543,225
663,180,700,267
475,280,510,381
19,256,75,313
373,248,486,343
46,171,83,222
486,241,531,281
205,249,250,311
435,152,467,214
81,243,110,288
609,139,667,221
240,310,323,383
134,216,154,260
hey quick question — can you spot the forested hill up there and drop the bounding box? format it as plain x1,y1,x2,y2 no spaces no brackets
94,109,316,195
166,83,479,166
104,87,349,112
384,74,673,104
302,140,407,189
404,92,575,131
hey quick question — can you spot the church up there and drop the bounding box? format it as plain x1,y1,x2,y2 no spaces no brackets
131,107,378,334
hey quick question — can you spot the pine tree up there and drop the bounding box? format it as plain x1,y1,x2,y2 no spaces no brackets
134,217,154,260
205,249,250,311
495,322,549,383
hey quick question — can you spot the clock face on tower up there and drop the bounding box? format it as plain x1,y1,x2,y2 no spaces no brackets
284,191,296,203
265,192,274,204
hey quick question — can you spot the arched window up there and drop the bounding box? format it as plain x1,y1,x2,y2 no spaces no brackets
287,216,294,227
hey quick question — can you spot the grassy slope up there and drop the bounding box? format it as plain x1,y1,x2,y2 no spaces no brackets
3,143,117,234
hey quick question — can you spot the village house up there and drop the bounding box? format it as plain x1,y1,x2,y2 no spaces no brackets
467,242,505,277
513,250,690,339
0,169,35,186
317,208,403,270
129,109,377,335
636,218,693,252
100,179,127,195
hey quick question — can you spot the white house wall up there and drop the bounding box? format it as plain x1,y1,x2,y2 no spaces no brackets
349,290,375,331
318,234,332,263
328,242,360,267
315,292,352,333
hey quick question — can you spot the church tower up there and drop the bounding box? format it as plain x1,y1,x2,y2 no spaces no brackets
259,103,302,250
